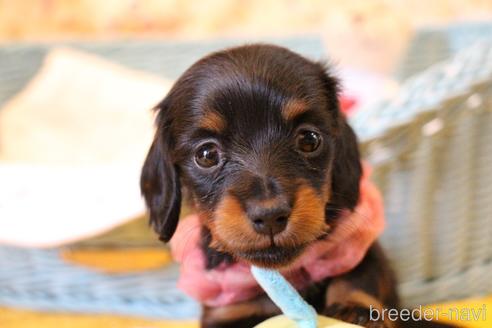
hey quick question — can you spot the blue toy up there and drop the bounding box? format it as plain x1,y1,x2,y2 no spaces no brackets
251,266,361,328
251,266,318,328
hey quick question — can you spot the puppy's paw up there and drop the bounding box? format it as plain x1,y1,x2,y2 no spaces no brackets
323,303,394,328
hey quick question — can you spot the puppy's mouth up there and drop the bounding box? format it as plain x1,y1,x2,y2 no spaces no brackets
214,232,331,269
235,244,306,268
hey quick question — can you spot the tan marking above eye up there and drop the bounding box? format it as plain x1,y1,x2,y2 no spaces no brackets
281,98,309,121
199,111,226,133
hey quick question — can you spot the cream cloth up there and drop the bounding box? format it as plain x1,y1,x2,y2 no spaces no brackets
0,48,172,247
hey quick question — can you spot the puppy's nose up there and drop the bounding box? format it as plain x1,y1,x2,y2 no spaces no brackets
248,204,290,236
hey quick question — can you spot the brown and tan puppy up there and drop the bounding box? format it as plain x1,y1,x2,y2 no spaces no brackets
140,44,450,328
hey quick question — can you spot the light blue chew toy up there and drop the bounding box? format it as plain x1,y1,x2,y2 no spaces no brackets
251,266,318,328
251,266,361,328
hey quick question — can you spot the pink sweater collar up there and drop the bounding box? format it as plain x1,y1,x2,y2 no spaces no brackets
170,164,385,307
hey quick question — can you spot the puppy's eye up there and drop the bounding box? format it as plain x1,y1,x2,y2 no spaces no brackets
195,143,220,168
296,130,322,153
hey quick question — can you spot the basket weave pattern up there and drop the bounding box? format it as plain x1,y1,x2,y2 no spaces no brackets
352,41,492,306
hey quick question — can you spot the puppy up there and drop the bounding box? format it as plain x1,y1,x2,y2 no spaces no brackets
141,44,399,328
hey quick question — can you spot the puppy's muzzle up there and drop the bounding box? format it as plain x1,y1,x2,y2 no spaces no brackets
246,198,291,236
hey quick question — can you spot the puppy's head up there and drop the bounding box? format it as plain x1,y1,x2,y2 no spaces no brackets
141,44,361,268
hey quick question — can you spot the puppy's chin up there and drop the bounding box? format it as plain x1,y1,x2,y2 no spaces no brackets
234,245,305,269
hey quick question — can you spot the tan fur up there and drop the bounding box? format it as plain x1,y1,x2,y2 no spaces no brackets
326,280,384,310
326,282,396,328
325,279,397,328
281,99,309,121
199,111,226,133
210,181,330,256
212,194,271,252
202,295,279,324
282,182,330,246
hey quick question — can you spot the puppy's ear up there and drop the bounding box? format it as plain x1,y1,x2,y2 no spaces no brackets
140,101,181,242
317,64,362,213
330,121,362,212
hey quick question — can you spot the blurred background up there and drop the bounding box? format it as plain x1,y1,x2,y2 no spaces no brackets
1,1,492,327
2,0,492,73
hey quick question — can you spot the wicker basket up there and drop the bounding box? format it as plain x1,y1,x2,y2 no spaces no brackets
351,40,492,306
396,21,492,80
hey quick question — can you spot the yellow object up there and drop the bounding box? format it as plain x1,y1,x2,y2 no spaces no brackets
426,296,492,328
61,248,172,273
255,315,362,327
0,306,198,328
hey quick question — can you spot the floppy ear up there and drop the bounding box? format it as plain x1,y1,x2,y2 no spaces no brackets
140,104,181,242
317,64,362,215
329,121,362,212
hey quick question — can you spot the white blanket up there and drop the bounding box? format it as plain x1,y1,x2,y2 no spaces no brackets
0,48,171,247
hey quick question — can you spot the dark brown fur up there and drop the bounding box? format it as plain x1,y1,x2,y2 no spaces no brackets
141,44,452,328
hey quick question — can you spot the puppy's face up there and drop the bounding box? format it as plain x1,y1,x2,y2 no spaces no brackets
141,45,361,268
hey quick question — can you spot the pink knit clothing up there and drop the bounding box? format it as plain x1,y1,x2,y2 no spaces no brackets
170,164,385,307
